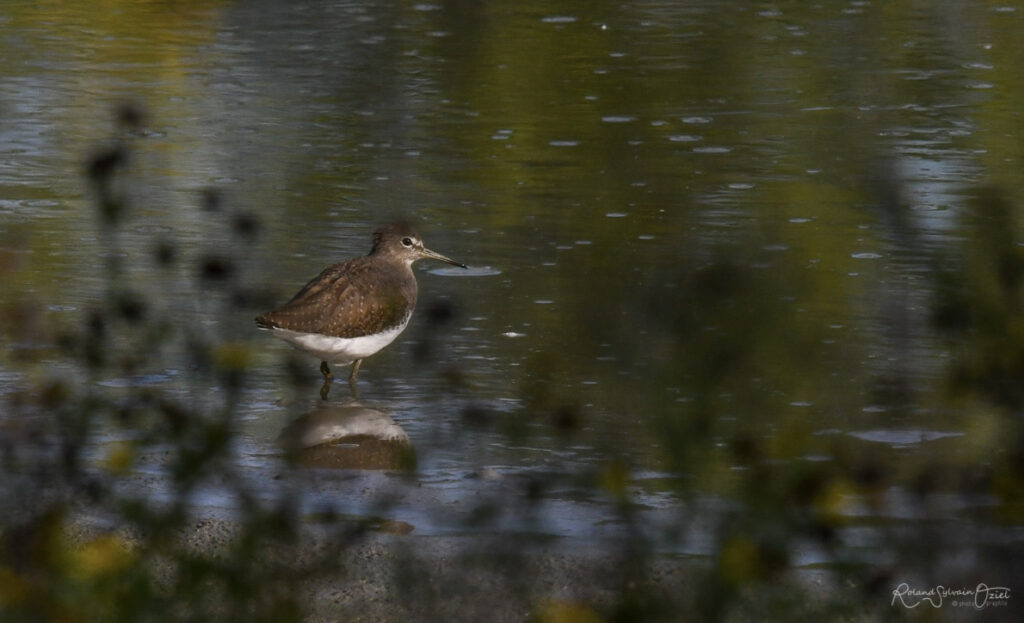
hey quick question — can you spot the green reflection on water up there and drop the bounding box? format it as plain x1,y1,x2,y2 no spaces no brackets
2,0,1024,620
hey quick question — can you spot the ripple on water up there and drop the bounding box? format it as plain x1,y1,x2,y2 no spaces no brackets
98,372,177,388
135,224,172,233
541,15,578,24
847,429,965,447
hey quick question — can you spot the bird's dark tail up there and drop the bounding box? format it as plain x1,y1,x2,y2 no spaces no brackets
254,315,276,330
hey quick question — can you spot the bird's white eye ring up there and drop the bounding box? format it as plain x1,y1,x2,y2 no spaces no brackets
401,237,414,247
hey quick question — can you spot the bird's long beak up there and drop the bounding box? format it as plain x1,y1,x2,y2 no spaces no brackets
421,247,467,269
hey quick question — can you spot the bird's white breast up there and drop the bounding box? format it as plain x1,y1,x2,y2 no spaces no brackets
267,313,411,365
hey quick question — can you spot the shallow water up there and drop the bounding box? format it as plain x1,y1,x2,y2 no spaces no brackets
3,0,1024,579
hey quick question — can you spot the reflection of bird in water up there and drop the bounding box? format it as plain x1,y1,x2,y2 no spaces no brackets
256,222,465,399
279,403,415,471
279,403,409,448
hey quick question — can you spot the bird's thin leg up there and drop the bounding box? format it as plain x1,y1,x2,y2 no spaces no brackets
319,361,334,400
348,359,362,399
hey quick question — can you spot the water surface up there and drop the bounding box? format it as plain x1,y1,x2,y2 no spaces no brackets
2,0,1023,591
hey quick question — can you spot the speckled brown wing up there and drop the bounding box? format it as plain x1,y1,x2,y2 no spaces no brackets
256,257,416,338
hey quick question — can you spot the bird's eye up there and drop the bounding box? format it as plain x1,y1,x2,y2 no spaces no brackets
401,237,414,247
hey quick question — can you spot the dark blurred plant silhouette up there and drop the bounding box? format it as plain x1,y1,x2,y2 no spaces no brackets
930,188,1024,524
0,108,347,623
